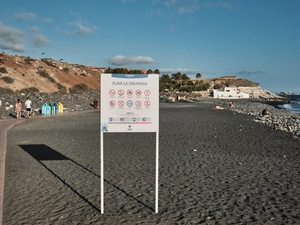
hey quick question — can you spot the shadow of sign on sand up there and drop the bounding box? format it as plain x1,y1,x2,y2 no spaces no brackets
19,144,154,212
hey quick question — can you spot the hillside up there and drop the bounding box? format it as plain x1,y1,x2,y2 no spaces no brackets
0,52,281,100
0,52,100,93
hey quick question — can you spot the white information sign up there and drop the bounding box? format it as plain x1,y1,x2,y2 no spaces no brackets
100,73,160,214
101,74,159,133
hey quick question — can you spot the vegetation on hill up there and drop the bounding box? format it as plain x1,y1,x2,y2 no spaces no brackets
0,52,259,94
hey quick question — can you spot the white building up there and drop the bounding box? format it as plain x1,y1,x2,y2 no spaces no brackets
213,87,249,99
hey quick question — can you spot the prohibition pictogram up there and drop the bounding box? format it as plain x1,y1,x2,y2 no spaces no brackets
144,100,151,107
135,89,142,96
118,100,124,107
144,89,151,96
127,89,133,96
109,89,116,96
135,100,142,107
118,89,124,96
109,100,116,107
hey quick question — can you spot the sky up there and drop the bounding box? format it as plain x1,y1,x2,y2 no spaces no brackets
0,0,299,93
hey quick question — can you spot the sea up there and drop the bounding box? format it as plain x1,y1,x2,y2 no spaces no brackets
277,93,300,114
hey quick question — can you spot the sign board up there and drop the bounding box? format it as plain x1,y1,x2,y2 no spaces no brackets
100,73,160,214
101,74,159,133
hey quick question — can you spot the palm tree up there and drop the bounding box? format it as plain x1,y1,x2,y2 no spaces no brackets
196,73,202,87
154,69,160,74
147,69,153,74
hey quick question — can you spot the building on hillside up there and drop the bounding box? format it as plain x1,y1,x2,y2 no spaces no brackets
213,87,249,99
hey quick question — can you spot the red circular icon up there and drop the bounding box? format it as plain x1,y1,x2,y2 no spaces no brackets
118,100,124,107
144,100,151,107
135,89,142,96
109,89,116,96
127,89,133,96
135,100,142,107
109,100,116,107
118,89,124,96
144,89,151,96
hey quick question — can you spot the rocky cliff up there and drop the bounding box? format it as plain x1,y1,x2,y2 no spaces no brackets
0,52,100,93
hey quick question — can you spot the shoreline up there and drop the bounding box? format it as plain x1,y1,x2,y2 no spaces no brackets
2,95,300,138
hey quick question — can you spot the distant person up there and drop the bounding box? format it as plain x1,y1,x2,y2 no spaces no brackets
15,99,22,119
229,102,235,108
25,97,32,118
262,108,270,116
214,104,224,110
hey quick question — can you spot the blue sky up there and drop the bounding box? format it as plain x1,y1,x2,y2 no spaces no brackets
0,0,299,93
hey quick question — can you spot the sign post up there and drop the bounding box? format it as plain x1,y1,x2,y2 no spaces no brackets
100,73,159,213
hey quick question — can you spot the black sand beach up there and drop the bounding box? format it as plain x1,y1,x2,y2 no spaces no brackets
2,101,300,224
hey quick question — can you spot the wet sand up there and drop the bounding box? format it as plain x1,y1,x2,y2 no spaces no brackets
2,102,300,224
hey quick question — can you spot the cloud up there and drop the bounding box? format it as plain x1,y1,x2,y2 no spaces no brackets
202,1,233,10
109,55,155,66
65,21,96,35
237,70,265,76
42,18,53,23
15,12,37,20
164,0,177,8
33,34,50,47
0,22,25,52
30,26,39,32
162,0,233,15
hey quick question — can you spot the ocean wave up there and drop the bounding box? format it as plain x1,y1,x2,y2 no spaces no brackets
278,103,300,114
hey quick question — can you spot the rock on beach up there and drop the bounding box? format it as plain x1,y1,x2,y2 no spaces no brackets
226,99,300,139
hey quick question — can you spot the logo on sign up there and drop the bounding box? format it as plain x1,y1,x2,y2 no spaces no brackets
127,89,133,96
109,89,116,96
118,100,124,107
135,89,142,96
127,100,133,107
109,100,116,107
135,100,142,107
118,89,124,96
144,89,151,96
144,100,151,107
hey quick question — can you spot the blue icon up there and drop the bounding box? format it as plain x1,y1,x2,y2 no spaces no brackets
127,100,133,107
132,117,136,121
120,117,124,121
109,117,113,121
142,117,146,121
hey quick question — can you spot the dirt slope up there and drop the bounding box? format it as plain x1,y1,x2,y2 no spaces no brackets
0,52,100,93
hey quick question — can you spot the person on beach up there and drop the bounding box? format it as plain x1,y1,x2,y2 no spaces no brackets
214,104,224,110
15,99,22,119
262,107,270,116
24,97,32,118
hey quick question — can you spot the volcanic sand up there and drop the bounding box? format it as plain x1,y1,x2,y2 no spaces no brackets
2,101,300,224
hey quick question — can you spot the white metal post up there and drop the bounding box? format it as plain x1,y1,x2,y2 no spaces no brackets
155,131,159,213
100,132,104,214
